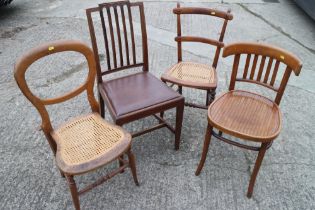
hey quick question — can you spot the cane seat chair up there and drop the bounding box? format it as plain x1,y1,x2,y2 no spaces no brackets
161,3,233,109
14,40,139,210
86,1,184,150
195,42,302,198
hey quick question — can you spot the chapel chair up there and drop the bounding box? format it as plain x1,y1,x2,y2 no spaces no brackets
14,40,139,210
195,42,302,198
161,3,233,109
86,1,184,150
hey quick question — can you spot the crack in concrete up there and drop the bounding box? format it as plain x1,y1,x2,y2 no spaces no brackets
238,3,315,55
0,24,37,39
45,62,86,85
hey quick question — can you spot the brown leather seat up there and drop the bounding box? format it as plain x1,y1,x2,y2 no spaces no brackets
101,72,182,117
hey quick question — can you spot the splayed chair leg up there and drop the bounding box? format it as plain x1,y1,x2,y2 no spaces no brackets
127,149,139,186
195,124,213,176
247,142,269,198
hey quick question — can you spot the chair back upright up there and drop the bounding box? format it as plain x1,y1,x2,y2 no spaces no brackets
174,3,233,68
86,1,148,84
14,40,99,155
223,42,302,105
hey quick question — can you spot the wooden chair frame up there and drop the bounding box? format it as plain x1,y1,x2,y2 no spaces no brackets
161,3,233,109
14,40,139,210
195,42,302,198
86,1,184,149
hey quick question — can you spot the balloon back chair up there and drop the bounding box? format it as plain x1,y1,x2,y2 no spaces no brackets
14,40,139,210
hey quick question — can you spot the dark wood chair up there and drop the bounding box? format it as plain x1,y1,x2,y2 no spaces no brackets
86,1,185,150
195,42,302,198
14,40,139,210
161,3,233,109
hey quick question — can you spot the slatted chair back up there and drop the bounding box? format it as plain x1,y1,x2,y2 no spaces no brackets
14,40,99,155
174,3,233,68
86,1,148,83
223,42,302,105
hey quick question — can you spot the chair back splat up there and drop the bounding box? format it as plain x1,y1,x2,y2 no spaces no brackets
223,42,302,105
86,0,148,84
14,40,99,155
175,3,233,68
86,1,185,149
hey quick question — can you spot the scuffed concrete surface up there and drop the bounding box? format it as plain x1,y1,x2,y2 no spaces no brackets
0,0,314,209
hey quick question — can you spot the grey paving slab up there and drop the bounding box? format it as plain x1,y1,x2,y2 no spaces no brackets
0,0,315,210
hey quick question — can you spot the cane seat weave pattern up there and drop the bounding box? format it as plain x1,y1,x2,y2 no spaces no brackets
52,113,128,166
167,62,215,84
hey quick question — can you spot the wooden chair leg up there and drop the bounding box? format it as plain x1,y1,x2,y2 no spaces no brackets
119,154,125,173
66,175,80,210
160,111,164,119
99,93,105,118
126,149,139,186
247,142,269,198
59,169,65,178
206,90,210,106
175,102,184,150
178,85,182,94
195,124,213,176
218,130,223,136
206,89,216,106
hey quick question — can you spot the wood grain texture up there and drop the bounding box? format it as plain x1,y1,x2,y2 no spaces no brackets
208,90,281,142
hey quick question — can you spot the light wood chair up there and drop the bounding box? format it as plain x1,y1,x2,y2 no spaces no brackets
161,3,233,109
195,42,302,198
14,40,139,210
86,1,184,150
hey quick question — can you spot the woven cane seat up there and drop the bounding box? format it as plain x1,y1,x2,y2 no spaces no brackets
161,62,217,89
208,90,282,142
52,113,131,174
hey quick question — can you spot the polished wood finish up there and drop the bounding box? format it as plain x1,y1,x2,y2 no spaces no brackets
86,1,185,150
196,42,302,198
161,3,233,109
208,90,281,142
14,40,139,210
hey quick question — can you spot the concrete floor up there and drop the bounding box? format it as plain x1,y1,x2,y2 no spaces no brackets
0,0,314,209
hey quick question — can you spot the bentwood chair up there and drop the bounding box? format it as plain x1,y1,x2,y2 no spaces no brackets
14,40,139,210
195,42,302,198
86,1,185,150
161,3,233,109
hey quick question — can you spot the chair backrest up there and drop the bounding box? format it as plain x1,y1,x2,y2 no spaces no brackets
223,42,302,105
14,40,99,155
86,1,148,83
174,3,233,68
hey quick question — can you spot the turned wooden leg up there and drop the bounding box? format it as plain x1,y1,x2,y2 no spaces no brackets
247,142,269,198
127,149,139,186
175,101,184,150
66,175,80,210
99,93,105,118
195,124,213,176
